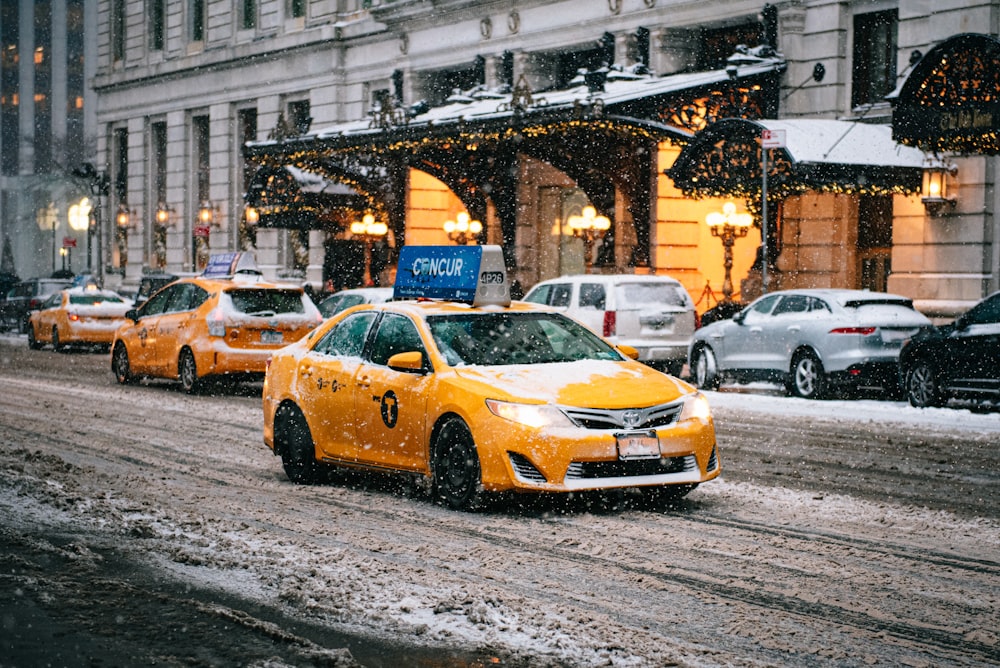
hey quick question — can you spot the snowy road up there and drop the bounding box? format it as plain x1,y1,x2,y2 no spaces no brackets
1,338,998,667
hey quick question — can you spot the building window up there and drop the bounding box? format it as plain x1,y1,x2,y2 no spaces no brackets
33,0,52,174
112,0,125,61
240,0,256,31
150,0,165,50
289,0,306,19
193,115,209,202
697,22,761,70
852,10,897,108
287,100,311,135
190,0,205,43
0,0,19,176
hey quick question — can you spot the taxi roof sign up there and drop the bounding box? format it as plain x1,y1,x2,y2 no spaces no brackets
202,252,262,278
394,245,510,306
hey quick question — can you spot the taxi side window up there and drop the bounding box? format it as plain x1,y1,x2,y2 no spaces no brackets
140,285,175,317
165,284,207,313
314,311,376,358
368,314,426,367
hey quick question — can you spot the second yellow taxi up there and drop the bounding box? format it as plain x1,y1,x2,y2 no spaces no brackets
112,253,322,392
28,285,132,351
263,246,720,510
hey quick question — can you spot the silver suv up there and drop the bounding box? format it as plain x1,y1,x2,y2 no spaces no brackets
523,274,696,375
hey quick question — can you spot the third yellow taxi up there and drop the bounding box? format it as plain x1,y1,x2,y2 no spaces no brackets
263,245,720,510
112,253,322,392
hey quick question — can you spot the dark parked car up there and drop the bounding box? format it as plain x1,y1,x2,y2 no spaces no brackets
133,272,183,307
1,277,74,333
899,291,1000,408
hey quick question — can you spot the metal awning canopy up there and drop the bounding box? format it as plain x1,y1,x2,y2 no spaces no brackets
668,118,927,201
890,33,1000,155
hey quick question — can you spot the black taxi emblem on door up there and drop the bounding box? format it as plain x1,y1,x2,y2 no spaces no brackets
380,390,399,428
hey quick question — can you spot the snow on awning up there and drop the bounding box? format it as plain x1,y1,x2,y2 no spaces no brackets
667,118,927,200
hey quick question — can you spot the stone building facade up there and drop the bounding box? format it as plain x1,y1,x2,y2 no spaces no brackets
80,0,999,317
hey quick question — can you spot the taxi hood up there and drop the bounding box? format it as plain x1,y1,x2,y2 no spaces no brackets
450,360,692,408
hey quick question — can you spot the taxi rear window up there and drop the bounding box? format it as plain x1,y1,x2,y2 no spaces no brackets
70,294,125,305
226,288,305,315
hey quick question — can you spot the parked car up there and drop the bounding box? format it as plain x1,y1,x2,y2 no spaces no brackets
899,291,1000,408
688,289,932,399
111,254,323,393
1,277,75,333
27,286,132,351
317,287,394,318
522,274,697,375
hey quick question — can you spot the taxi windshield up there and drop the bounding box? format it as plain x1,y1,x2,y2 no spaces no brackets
427,312,622,366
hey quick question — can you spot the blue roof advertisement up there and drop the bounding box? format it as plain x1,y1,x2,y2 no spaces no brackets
394,245,510,306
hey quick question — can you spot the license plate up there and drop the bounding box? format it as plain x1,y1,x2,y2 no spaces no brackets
260,330,284,344
616,432,660,460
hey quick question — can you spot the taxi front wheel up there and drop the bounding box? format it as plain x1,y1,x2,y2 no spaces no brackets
112,343,134,385
433,418,486,511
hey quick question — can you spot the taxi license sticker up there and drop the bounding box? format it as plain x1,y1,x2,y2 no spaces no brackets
380,390,399,428
616,431,660,460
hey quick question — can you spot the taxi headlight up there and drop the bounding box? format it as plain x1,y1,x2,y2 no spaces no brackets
678,392,712,423
485,399,574,429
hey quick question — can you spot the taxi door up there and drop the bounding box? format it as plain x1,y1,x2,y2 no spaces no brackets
354,313,430,472
128,286,175,373
295,311,378,463
152,284,208,375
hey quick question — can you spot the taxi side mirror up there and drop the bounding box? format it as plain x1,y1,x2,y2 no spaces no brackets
617,344,639,360
387,351,426,373
126,308,139,322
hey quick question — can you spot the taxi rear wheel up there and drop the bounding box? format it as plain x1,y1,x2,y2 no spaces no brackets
178,349,199,394
27,325,42,350
433,418,485,511
112,343,134,385
277,408,322,484
51,326,62,352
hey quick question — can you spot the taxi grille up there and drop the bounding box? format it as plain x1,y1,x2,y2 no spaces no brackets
560,402,682,430
565,455,697,480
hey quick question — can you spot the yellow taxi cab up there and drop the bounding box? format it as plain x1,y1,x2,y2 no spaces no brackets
263,245,720,510
28,285,132,351
112,252,322,392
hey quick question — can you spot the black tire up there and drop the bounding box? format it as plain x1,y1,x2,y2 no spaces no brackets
692,346,721,390
178,349,199,394
433,418,485,511
277,407,322,484
51,326,62,352
27,326,42,350
789,350,827,399
112,342,134,385
905,359,944,408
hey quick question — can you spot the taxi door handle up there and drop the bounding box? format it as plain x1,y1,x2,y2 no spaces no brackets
357,375,372,388
300,367,312,378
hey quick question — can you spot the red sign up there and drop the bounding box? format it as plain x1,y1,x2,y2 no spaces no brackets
194,225,212,238
62,237,77,248
761,129,787,148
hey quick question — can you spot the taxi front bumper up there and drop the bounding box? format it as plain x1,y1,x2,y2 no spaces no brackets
473,415,719,493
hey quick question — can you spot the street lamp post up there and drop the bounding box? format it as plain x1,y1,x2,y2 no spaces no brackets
566,205,611,272
443,212,482,245
350,213,388,286
705,202,753,303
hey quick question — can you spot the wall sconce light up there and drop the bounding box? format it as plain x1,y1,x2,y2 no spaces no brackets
244,205,260,227
154,202,175,229
443,211,482,245
116,204,136,230
705,201,753,303
197,201,220,227
921,157,957,216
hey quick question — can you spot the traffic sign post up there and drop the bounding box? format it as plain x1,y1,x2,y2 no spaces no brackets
759,129,786,295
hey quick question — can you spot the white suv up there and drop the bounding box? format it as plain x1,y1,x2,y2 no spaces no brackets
523,274,696,375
